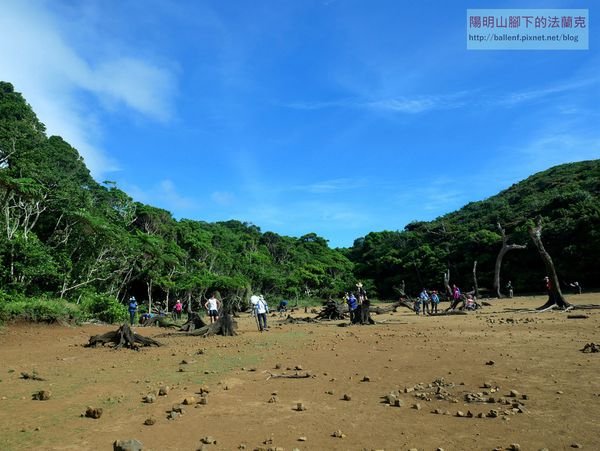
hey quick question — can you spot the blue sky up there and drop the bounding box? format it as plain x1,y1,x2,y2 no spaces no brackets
1,0,598,247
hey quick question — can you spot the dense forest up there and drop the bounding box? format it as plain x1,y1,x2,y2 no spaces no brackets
1,81,598,322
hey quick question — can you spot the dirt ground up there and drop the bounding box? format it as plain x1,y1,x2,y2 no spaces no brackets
1,294,599,451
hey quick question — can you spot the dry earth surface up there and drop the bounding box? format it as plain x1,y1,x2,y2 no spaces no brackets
1,294,599,451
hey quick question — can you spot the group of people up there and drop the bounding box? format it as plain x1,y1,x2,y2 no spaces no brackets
345,282,371,324
414,288,441,315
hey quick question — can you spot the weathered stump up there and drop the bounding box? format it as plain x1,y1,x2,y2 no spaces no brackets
86,324,162,350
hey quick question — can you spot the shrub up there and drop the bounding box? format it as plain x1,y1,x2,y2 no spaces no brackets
80,293,127,324
0,294,84,323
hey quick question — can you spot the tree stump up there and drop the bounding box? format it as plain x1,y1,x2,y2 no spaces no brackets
187,314,237,337
86,324,162,350
179,312,207,332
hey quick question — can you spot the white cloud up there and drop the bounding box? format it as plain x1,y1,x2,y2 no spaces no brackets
211,191,235,206
126,179,197,214
0,1,177,178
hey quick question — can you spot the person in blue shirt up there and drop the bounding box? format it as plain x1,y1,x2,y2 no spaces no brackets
430,290,440,314
419,289,430,315
128,296,138,325
346,292,358,324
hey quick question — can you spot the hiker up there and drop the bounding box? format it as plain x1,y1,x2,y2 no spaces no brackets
430,290,440,314
355,283,370,324
544,276,552,294
346,292,358,323
570,281,582,294
506,281,513,298
173,299,183,320
255,295,269,331
204,293,221,324
277,300,288,315
419,288,430,315
465,294,476,310
448,284,462,310
128,296,138,326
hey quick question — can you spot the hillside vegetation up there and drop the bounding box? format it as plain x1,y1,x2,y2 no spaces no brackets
1,81,598,321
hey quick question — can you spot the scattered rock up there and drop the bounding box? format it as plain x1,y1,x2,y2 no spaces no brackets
200,436,217,445
571,444,583,449
486,360,495,365
144,417,156,426
85,407,103,419
268,396,277,403
143,394,156,404
412,403,421,411
298,436,307,441
32,390,51,401
183,397,196,405
295,402,307,411
509,389,520,398
342,394,352,401
113,439,143,451
20,371,46,381
361,375,371,382
158,386,170,396
199,397,208,405
332,430,346,438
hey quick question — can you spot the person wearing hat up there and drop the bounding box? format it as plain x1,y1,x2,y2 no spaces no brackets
128,296,138,326
254,295,269,331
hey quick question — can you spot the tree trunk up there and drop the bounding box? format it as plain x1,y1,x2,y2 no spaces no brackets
472,260,480,298
528,217,571,310
443,269,451,297
493,223,527,298
187,314,238,337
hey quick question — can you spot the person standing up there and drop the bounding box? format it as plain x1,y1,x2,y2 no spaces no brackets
346,292,358,324
204,293,221,324
173,299,183,320
506,281,513,298
356,283,370,324
255,295,269,331
419,288,430,315
430,290,440,314
128,296,138,326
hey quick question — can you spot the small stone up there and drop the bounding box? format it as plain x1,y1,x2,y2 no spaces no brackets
275,363,281,369
298,436,307,442
508,444,521,451
268,396,277,403
200,436,217,445
393,399,403,407
361,375,371,382
557,390,564,395
404,387,414,393
183,397,196,405
144,417,156,426
433,408,444,415
509,389,520,397
385,393,397,404
294,365,303,371
113,439,143,451
456,411,466,417
342,394,352,401
32,390,51,401
332,430,345,438
143,394,156,404
571,444,583,449
483,381,492,388
412,403,421,411
296,402,306,411
486,360,495,365
85,406,103,419
158,386,170,396
199,397,208,405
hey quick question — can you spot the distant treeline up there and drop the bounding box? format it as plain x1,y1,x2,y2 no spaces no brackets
1,81,598,317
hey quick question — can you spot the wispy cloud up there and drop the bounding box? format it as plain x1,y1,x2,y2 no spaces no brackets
284,92,467,114
0,1,178,178
127,179,198,214
291,178,366,194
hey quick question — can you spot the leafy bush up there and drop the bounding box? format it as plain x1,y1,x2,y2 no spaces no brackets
80,293,127,324
0,293,83,323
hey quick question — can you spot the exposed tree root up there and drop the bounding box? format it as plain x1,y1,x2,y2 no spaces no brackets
86,323,162,350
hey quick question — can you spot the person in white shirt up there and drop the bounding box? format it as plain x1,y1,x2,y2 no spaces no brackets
254,294,269,331
204,293,221,323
